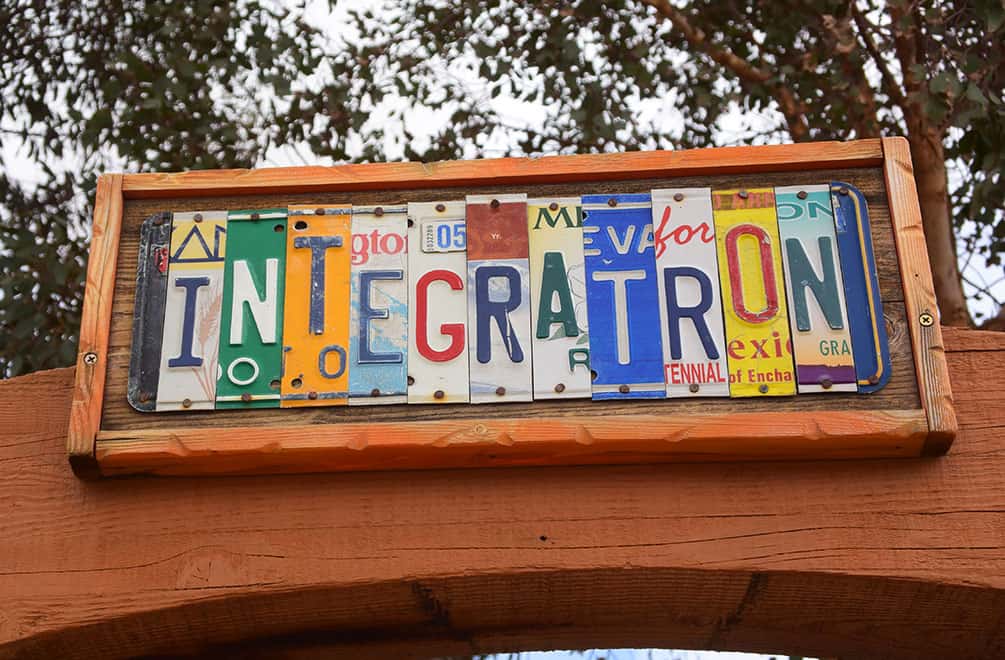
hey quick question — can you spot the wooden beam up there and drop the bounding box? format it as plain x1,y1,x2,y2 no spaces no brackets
119,140,884,199
66,173,123,478
4,326,1003,659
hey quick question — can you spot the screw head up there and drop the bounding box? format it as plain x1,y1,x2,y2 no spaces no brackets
407,375,415,386
839,186,850,196
435,203,446,212
607,198,617,207
315,207,325,215
308,391,318,400
554,383,566,393
193,213,203,222
868,375,880,385
797,190,807,200
738,190,749,200
673,192,684,202
83,352,98,365
250,212,260,221
490,199,500,209
495,386,506,396
758,384,769,394
619,384,630,394
241,393,252,403
549,202,559,211
919,312,935,327
434,389,445,400
689,383,700,394
374,207,384,217
182,398,193,408
370,388,381,397
819,377,833,390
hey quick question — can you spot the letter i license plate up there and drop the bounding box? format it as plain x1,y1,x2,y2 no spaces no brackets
582,193,664,399
282,205,352,407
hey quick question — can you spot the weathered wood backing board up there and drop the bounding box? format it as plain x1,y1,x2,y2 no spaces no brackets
102,166,914,429
67,139,957,476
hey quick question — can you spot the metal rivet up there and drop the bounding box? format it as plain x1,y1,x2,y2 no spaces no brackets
315,208,325,215
83,352,98,365
619,384,630,394
182,398,192,408
374,207,384,217
819,377,833,390
738,190,749,200
490,199,500,209
308,391,318,400
193,213,203,222
796,191,807,200
554,383,566,393
241,393,252,402
435,203,446,212
868,375,880,385
839,186,850,196
673,193,684,202
549,202,559,211
919,312,934,327
434,389,445,400
689,383,700,394
607,198,617,207
250,212,260,221
758,384,769,394
496,386,506,396
407,375,415,386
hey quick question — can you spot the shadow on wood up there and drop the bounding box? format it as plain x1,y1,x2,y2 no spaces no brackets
1,327,1003,659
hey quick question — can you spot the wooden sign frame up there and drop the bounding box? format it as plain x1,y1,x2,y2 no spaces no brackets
67,138,956,478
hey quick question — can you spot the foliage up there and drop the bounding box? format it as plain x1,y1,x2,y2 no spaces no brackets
1,0,1003,376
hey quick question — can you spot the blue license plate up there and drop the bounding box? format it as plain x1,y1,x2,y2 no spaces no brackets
582,193,665,399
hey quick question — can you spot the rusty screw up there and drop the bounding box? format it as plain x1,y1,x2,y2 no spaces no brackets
490,198,500,209
308,391,318,400
435,203,446,212
673,192,684,202
495,386,506,396
758,384,769,394
83,352,98,365
549,202,559,211
819,377,833,390
182,398,193,409
434,389,445,400
919,312,935,327
374,207,384,217
689,383,700,394
607,198,617,207
797,190,807,200
554,383,566,393
738,190,749,200
241,393,252,403
619,384,630,394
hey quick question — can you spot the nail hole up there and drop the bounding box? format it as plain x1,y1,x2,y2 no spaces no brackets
539,535,548,542
291,377,303,388
269,379,280,390
407,218,414,227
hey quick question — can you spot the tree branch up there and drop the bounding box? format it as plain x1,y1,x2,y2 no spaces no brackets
637,0,809,140
851,5,907,107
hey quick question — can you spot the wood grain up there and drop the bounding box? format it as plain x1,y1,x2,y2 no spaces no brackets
121,140,883,199
67,174,123,478
100,167,917,442
882,137,958,455
2,328,1003,659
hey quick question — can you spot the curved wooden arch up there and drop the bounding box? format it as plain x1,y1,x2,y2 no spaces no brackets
2,327,1003,659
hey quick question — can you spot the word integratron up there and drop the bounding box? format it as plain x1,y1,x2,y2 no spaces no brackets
127,183,891,412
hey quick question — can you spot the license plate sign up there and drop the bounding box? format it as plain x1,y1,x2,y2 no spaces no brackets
349,206,408,405
156,211,228,411
466,194,533,403
652,188,729,398
583,193,664,399
713,189,796,397
407,202,470,404
776,186,856,393
216,209,287,408
281,206,352,407
528,197,591,399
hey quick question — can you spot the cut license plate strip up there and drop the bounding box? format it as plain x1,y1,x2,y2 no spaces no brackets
127,212,171,412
